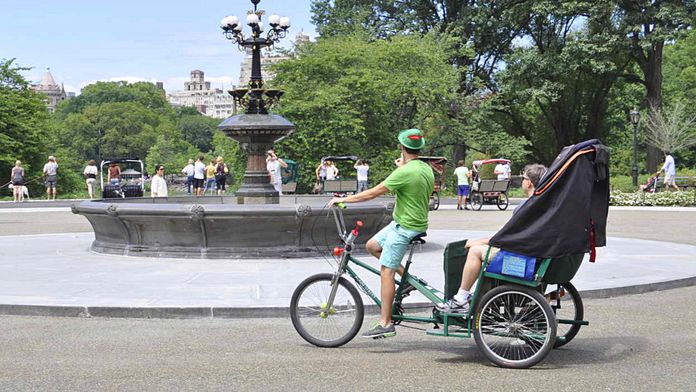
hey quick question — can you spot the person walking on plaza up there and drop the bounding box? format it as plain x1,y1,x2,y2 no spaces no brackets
193,157,206,196
204,159,217,195
150,165,168,197
354,159,370,193
215,156,229,195
83,160,99,199
328,129,434,339
11,160,25,203
660,152,680,191
43,155,58,200
181,159,195,194
453,160,471,210
266,149,288,195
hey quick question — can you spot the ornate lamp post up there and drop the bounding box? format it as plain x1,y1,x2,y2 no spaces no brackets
218,0,295,204
629,109,641,187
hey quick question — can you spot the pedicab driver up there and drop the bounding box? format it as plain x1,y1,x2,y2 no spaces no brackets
328,129,434,339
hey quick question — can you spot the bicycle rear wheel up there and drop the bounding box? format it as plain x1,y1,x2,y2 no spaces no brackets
290,273,364,347
550,282,583,348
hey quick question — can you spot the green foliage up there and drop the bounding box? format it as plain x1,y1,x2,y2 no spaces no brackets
0,59,52,196
177,114,219,152
210,131,245,190
55,81,169,117
271,33,458,191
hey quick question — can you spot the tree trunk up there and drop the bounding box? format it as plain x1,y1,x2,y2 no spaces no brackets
453,143,466,166
641,41,663,172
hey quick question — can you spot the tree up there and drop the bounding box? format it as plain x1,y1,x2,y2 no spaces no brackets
0,58,51,195
616,0,696,170
644,102,696,154
270,33,458,190
177,114,219,152
56,81,169,117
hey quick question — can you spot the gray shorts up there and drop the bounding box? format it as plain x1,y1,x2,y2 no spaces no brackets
45,175,57,188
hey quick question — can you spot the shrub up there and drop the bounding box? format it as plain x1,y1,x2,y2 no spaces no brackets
610,190,696,206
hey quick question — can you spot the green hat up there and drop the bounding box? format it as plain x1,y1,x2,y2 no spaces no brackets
398,128,426,150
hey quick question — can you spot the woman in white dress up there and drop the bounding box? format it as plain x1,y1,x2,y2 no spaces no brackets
150,165,168,197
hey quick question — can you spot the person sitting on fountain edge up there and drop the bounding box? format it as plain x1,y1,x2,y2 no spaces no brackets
328,129,434,339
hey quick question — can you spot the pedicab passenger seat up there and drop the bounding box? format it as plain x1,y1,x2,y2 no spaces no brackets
488,139,610,264
443,139,610,294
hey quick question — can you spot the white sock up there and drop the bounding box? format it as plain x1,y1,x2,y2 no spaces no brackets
453,289,471,303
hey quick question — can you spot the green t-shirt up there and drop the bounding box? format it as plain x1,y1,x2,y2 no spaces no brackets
382,159,434,232
454,166,469,186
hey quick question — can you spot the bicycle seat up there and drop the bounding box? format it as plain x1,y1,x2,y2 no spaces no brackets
410,233,427,244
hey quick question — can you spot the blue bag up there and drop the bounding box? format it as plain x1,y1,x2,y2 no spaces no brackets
485,250,537,280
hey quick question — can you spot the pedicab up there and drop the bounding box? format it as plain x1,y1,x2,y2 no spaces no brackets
100,158,145,198
417,156,448,210
470,158,512,210
319,156,359,194
290,139,609,368
281,159,299,194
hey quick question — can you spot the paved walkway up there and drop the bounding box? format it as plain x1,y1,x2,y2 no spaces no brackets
1,218,695,318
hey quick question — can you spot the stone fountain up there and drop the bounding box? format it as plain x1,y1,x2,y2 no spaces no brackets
71,0,393,259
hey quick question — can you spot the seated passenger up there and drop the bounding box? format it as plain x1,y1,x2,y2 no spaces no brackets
437,163,547,313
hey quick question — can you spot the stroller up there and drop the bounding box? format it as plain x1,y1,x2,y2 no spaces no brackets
640,173,660,193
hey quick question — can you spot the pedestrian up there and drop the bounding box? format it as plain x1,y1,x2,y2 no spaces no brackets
107,163,121,185
325,160,339,180
266,149,288,195
660,152,679,191
11,160,25,203
204,159,217,195
150,165,168,197
453,160,471,210
193,156,206,196
314,160,328,193
354,159,370,193
83,160,98,199
215,156,229,195
494,160,510,180
181,159,195,194
328,128,434,339
43,155,58,200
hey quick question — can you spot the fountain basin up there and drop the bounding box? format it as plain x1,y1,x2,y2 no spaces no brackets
71,196,393,259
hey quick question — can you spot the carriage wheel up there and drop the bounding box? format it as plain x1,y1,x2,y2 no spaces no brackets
429,192,440,211
471,193,483,211
473,285,556,368
550,282,584,348
497,193,509,210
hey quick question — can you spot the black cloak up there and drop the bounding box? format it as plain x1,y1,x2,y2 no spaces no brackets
488,139,610,259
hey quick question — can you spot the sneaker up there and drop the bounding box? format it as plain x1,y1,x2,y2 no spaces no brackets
457,206,463,210
362,321,396,338
435,298,470,314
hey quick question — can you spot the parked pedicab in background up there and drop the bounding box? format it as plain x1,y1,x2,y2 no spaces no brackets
281,159,298,194
470,158,512,211
100,158,145,199
417,156,448,211
320,156,359,195
290,139,609,368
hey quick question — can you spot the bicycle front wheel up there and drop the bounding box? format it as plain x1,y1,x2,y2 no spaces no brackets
290,273,364,347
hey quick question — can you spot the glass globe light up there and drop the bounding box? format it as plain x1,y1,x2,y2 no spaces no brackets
246,13,260,25
279,17,291,28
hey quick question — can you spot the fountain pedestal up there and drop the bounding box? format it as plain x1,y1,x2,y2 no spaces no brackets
218,113,295,204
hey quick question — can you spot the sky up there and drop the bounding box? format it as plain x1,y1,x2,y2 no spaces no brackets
0,0,317,94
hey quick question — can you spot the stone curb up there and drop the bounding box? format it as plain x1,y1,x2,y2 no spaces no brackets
1,276,693,320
